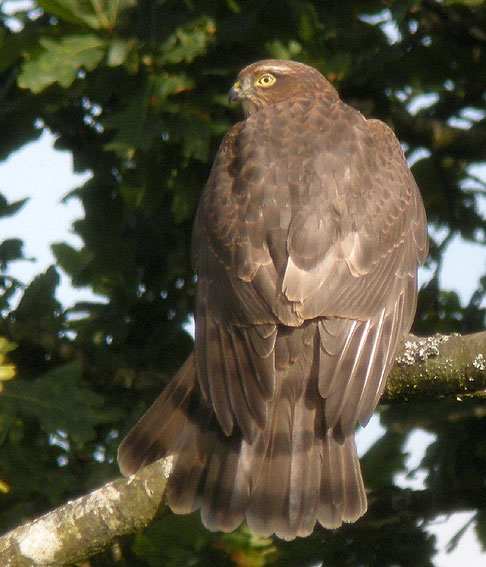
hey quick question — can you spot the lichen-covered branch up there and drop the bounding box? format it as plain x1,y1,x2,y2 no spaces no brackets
1,332,486,566
0,458,173,567
383,331,486,403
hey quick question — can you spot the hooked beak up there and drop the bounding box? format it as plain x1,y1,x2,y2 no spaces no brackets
228,81,243,103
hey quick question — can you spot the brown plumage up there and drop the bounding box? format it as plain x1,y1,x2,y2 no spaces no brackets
118,60,428,540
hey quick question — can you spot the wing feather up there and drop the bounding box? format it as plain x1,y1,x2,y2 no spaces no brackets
192,93,427,454
217,325,256,440
324,320,371,431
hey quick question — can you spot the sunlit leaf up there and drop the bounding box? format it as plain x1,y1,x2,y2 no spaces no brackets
157,17,216,65
37,0,102,28
37,0,136,30
18,34,106,93
0,337,16,392
107,38,132,66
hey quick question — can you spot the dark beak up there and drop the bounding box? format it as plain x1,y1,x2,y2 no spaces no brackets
228,82,242,104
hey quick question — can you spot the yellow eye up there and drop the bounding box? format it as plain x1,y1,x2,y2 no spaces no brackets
255,73,276,88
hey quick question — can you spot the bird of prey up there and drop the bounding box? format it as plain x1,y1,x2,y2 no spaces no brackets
118,59,428,540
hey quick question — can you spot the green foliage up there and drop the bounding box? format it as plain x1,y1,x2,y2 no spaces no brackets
360,429,409,489
14,267,62,328
19,34,107,92
1,0,486,565
157,16,216,65
0,239,24,270
0,193,28,219
272,513,436,567
36,0,135,30
0,337,16,390
131,512,237,567
0,362,107,441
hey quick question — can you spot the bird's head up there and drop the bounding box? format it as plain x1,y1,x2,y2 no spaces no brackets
229,59,337,117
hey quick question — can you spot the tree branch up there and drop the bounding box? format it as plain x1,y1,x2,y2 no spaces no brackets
1,332,486,566
389,106,486,161
0,458,173,567
383,331,486,403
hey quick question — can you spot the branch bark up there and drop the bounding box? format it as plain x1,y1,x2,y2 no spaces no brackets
0,458,173,567
383,331,486,402
1,331,486,566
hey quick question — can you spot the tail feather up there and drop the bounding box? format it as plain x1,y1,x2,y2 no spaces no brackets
318,432,366,528
246,395,293,538
199,434,254,532
117,354,196,476
166,411,212,515
118,348,367,540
